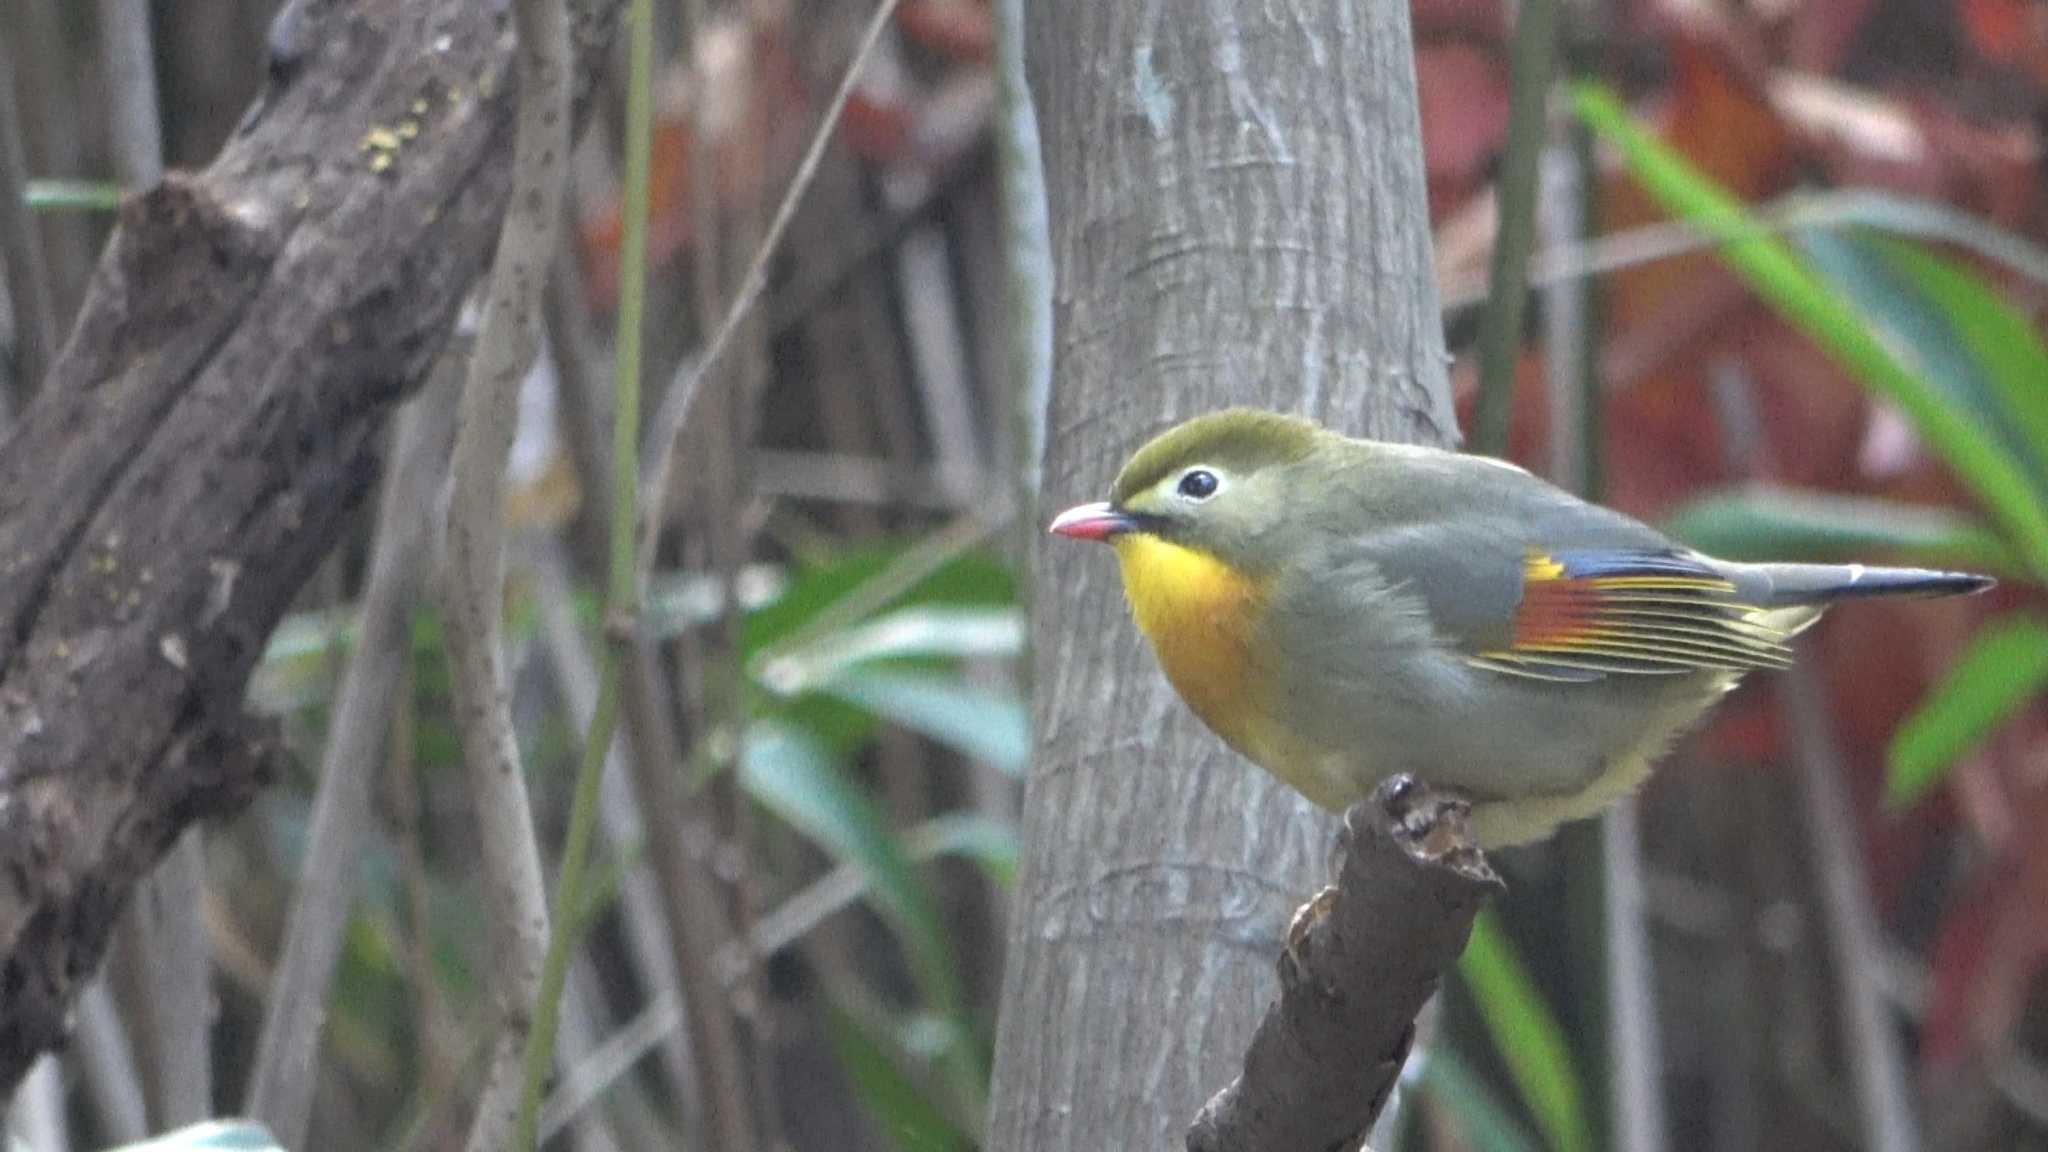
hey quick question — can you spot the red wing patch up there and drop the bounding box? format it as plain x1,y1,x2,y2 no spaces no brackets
1469,549,1793,682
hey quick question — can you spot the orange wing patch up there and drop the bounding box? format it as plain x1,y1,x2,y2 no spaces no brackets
1471,549,1793,682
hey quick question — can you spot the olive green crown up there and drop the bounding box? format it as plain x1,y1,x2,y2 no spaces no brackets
1109,408,1324,505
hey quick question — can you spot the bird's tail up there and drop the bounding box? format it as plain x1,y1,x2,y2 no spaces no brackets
1737,562,1995,636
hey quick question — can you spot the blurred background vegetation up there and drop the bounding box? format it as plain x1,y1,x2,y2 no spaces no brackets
4,0,2048,1150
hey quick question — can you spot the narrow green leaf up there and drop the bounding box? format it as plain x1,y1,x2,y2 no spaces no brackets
825,998,973,1152
1573,83,2048,581
754,605,1022,694
1798,231,2043,497
744,542,1015,661
1874,238,2048,484
823,669,1030,776
1419,1045,1544,1152
906,812,1020,887
1663,486,2025,578
1458,910,1592,1152
24,178,122,212
741,723,961,1012
1885,616,2048,809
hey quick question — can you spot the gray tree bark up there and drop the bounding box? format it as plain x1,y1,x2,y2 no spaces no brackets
986,3,1458,1148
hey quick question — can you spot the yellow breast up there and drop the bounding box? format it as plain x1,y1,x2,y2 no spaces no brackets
1110,534,1269,758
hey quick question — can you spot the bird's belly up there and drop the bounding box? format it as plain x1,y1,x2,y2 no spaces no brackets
1275,651,1727,809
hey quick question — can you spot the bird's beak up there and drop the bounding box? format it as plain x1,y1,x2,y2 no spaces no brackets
1048,501,1137,541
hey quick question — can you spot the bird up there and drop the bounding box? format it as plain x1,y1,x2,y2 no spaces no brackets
1047,408,1995,849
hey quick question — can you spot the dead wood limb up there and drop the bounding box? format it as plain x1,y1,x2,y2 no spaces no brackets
1186,777,1501,1152
0,0,623,1093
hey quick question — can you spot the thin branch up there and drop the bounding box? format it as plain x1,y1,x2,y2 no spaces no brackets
244,350,462,1148
1470,0,1559,456
543,127,758,1151
95,0,163,188
512,0,651,1144
532,550,709,1148
1542,133,1669,1152
993,0,1052,566
531,540,705,1132
437,0,575,1146
385,660,462,1143
124,841,210,1125
1185,777,1501,1152
72,980,147,1145
539,813,1005,1138
1710,361,1921,1152
634,0,906,589
11,1055,67,1152
0,31,56,414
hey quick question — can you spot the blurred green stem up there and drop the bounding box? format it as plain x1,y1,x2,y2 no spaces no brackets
512,0,650,1145
1472,0,1560,456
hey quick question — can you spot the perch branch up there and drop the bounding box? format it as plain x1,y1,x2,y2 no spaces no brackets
1186,776,1501,1152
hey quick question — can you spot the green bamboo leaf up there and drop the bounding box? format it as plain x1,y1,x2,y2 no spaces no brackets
1458,910,1591,1152
1663,487,2025,578
744,542,1015,661
822,669,1029,776
741,723,961,1012
825,998,973,1152
1885,617,2048,810
1573,83,2048,581
1873,238,2048,484
1798,231,2043,497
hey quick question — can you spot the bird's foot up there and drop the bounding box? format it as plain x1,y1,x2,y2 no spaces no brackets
1284,884,1341,975
1366,774,1477,861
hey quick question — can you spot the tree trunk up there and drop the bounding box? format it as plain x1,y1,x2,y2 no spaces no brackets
986,2,1458,1148
0,0,623,1093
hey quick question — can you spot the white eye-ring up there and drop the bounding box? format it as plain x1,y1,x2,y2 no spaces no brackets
1175,467,1221,501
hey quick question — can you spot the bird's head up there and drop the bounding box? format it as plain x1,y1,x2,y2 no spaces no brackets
1047,408,1324,572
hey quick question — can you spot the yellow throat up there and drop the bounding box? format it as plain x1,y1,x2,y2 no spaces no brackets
1109,533,1267,756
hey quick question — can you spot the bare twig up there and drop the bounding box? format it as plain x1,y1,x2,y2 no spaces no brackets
1711,361,1921,1152
124,843,210,1126
0,31,56,414
385,660,461,1141
11,1055,67,1152
73,981,147,1145
1542,134,1669,1152
437,0,575,1146
244,352,462,1147
634,0,905,588
542,98,759,1143
557,961,659,1152
96,0,163,188
993,0,1051,559
530,541,705,1134
1185,777,1501,1152
541,990,684,1145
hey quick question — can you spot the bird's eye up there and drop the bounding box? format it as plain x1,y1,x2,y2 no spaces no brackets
1177,469,1220,500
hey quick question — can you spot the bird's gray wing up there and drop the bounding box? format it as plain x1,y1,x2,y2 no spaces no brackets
1296,450,1794,682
